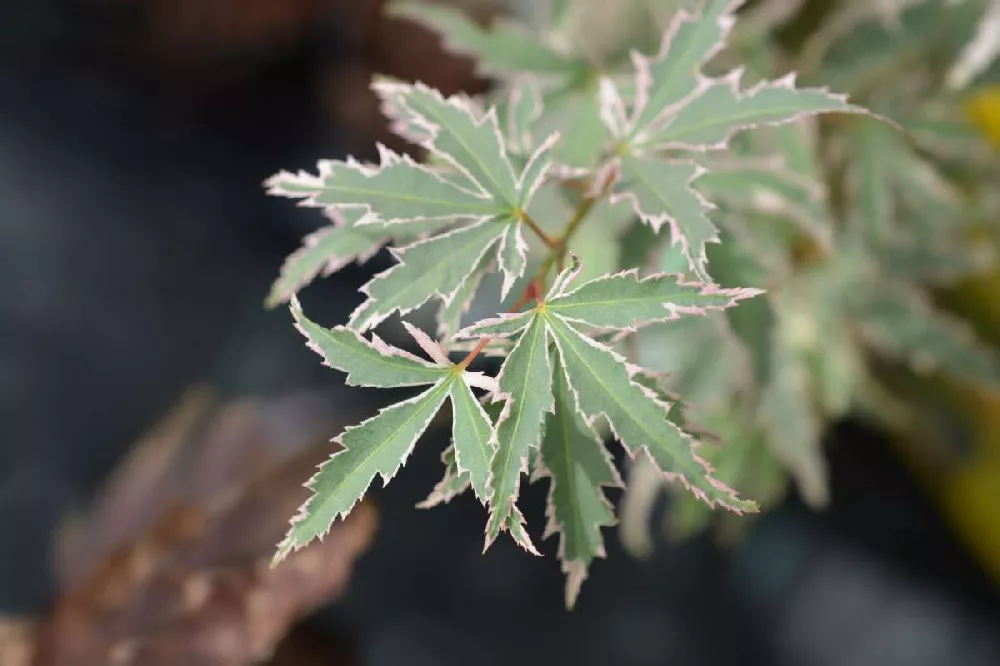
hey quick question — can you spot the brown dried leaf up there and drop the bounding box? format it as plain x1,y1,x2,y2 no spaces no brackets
0,617,35,666
34,391,376,666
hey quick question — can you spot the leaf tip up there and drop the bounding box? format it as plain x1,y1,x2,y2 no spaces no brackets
564,561,587,609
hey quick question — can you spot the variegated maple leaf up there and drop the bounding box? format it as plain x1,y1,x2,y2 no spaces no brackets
266,79,559,326
273,297,513,562
455,259,761,598
388,2,589,79
260,0,914,609
596,0,863,283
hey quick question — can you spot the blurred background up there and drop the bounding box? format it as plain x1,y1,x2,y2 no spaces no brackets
2,0,1000,664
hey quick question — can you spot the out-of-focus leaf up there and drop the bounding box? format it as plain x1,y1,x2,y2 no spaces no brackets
852,283,1000,389
389,2,588,77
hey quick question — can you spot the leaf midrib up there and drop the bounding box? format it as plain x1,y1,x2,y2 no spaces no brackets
653,97,848,146
319,328,449,382
547,315,706,484
453,382,492,498
465,311,533,337
634,14,712,132
553,370,587,558
622,158,714,278
623,157,700,225
318,180,501,214
491,316,545,517
413,95,517,206
370,223,505,311
550,292,729,314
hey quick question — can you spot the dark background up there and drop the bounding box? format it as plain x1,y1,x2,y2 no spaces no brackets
2,1,1000,664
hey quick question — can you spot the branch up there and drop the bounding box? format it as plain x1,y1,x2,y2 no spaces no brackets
456,183,606,370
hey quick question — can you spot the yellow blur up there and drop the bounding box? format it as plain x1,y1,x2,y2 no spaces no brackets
890,85,1000,585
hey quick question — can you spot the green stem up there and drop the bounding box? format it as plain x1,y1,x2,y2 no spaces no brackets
456,186,604,370
537,193,598,281
517,210,558,248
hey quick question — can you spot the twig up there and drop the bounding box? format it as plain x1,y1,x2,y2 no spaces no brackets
517,210,558,248
456,189,604,370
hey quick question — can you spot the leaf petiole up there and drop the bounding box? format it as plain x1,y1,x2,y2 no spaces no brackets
516,209,558,248
457,186,604,370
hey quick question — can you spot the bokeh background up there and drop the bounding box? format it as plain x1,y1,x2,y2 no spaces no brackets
3,1,1000,664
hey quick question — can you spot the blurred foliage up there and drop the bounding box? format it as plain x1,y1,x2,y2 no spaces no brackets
442,0,1000,562
606,0,1000,576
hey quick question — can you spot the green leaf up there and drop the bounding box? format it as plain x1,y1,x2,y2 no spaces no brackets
874,239,993,286
263,201,453,309
628,0,741,135
457,310,536,339
545,313,756,513
845,121,901,241
266,147,505,224
703,233,776,383
450,376,496,503
812,0,980,94
539,85,611,173
844,120,983,284
265,217,384,308
349,220,508,332
758,330,828,509
546,269,762,330
615,155,717,281
539,354,622,608
773,119,823,184
505,505,540,555
389,3,587,77
640,73,861,151
274,379,452,563
852,284,1000,389
666,416,786,540
486,314,554,548
617,219,661,271
517,133,560,206
505,78,545,154
807,318,863,419
637,313,751,411
694,157,831,248
659,235,694,275
374,79,520,205
290,296,451,388
498,222,529,299
438,253,491,340
711,208,796,279
895,114,988,159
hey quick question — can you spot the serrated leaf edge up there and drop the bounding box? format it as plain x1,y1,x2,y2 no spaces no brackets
547,267,764,332
608,157,719,281
290,296,448,389
641,69,867,153
348,218,507,332
455,310,536,340
266,223,384,307
273,378,452,564
626,0,743,137
544,314,755,514
534,361,624,607
372,78,521,206
483,315,554,550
